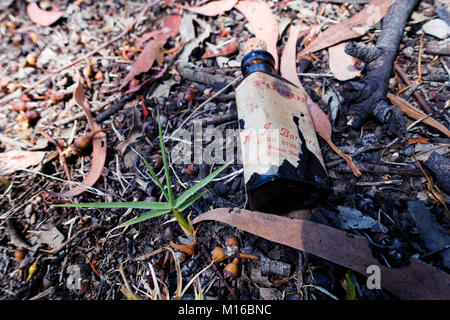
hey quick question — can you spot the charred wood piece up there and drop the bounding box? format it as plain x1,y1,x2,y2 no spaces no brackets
340,0,420,135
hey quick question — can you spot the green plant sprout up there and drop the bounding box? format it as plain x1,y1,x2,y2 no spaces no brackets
54,113,230,236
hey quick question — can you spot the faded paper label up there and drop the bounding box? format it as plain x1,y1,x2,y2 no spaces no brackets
235,72,325,184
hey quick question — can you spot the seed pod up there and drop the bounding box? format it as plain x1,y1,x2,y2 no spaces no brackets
72,130,102,154
185,163,195,176
94,71,103,80
152,155,163,170
212,246,227,263
14,249,26,263
30,32,39,42
25,56,37,67
225,236,239,248
0,77,11,93
225,236,240,258
6,21,16,30
183,85,198,103
27,261,38,281
224,258,239,279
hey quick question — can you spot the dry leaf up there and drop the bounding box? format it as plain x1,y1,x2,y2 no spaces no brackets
235,0,279,69
121,15,182,90
187,0,238,16
0,150,46,175
178,18,211,64
299,0,392,56
280,25,361,177
26,2,65,27
202,41,238,58
193,207,450,300
328,42,362,81
405,138,430,146
387,93,450,137
135,30,161,49
46,82,107,199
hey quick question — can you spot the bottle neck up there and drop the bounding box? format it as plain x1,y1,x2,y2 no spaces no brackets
241,50,275,77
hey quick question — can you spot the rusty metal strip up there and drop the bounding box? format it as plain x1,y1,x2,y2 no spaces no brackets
192,208,450,300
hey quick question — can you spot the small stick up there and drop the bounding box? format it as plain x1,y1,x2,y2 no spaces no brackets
201,246,238,300
39,224,105,255
394,63,434,115
38,129,72,183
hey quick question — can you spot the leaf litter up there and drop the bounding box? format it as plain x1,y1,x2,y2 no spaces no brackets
0,0,449,301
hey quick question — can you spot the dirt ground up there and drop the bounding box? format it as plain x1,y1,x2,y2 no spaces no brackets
0,0,449,300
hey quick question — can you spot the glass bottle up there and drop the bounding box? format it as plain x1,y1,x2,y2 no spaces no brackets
235,40,329,214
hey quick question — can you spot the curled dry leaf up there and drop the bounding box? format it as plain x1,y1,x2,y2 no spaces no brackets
328,42,362,81
234,0,279,69
169,240,195,256
26,2,65,27
187,0,238,16
192,207,450,300
299,0,392,57
280,25,361,177
387,93,450,137
46,82,107,199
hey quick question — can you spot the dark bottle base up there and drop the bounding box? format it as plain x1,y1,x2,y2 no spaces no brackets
247,177,329,214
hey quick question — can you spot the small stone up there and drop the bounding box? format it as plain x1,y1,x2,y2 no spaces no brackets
159,115,168,127
267,248,281,260
214,182,230,196
162,227,174,241
24,204,32,217
422,19,450,39
259,288,282,300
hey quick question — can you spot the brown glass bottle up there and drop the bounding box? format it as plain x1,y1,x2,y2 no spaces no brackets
235,42,329,214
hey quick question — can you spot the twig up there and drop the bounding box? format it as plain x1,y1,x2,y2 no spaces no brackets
298,72,334,78
0,133,32,149
394,63,435,115
355,179,403,187
38,129,72,183
19,168,107,196
39,224,106,254
200,246,238,300
335,163,421,176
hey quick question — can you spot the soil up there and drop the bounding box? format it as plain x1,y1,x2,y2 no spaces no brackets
0,0,448,300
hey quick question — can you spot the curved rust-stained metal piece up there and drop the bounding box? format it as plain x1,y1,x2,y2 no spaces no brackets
46,83,107,199
193,208,450,300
